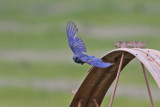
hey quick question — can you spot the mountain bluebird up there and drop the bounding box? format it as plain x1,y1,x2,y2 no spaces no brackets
66,21,113,68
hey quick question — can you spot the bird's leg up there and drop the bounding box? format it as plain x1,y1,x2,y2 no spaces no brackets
81,62,84,65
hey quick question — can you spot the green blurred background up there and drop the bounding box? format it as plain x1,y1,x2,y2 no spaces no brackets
0,0,160,107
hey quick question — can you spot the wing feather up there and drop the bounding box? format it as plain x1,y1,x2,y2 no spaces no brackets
66,21,87,53
80,55,113,68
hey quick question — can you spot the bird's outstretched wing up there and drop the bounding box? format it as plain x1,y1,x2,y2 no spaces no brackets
66,21,87,53
80,55,113,68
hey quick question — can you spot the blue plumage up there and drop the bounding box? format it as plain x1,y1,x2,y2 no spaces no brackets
66,21,112,68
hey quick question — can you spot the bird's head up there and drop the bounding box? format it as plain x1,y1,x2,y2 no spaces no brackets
73,55,78,62
73,55,84,65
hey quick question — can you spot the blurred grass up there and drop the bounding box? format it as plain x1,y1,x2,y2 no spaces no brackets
0,61,88,80
0,61,158,87
0,34,159,50
101,96,160,107
1,0,160,25
0,87,73,107
0,87,159,107
0,0,160,106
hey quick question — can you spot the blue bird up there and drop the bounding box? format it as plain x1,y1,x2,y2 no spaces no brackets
66,21,113,68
